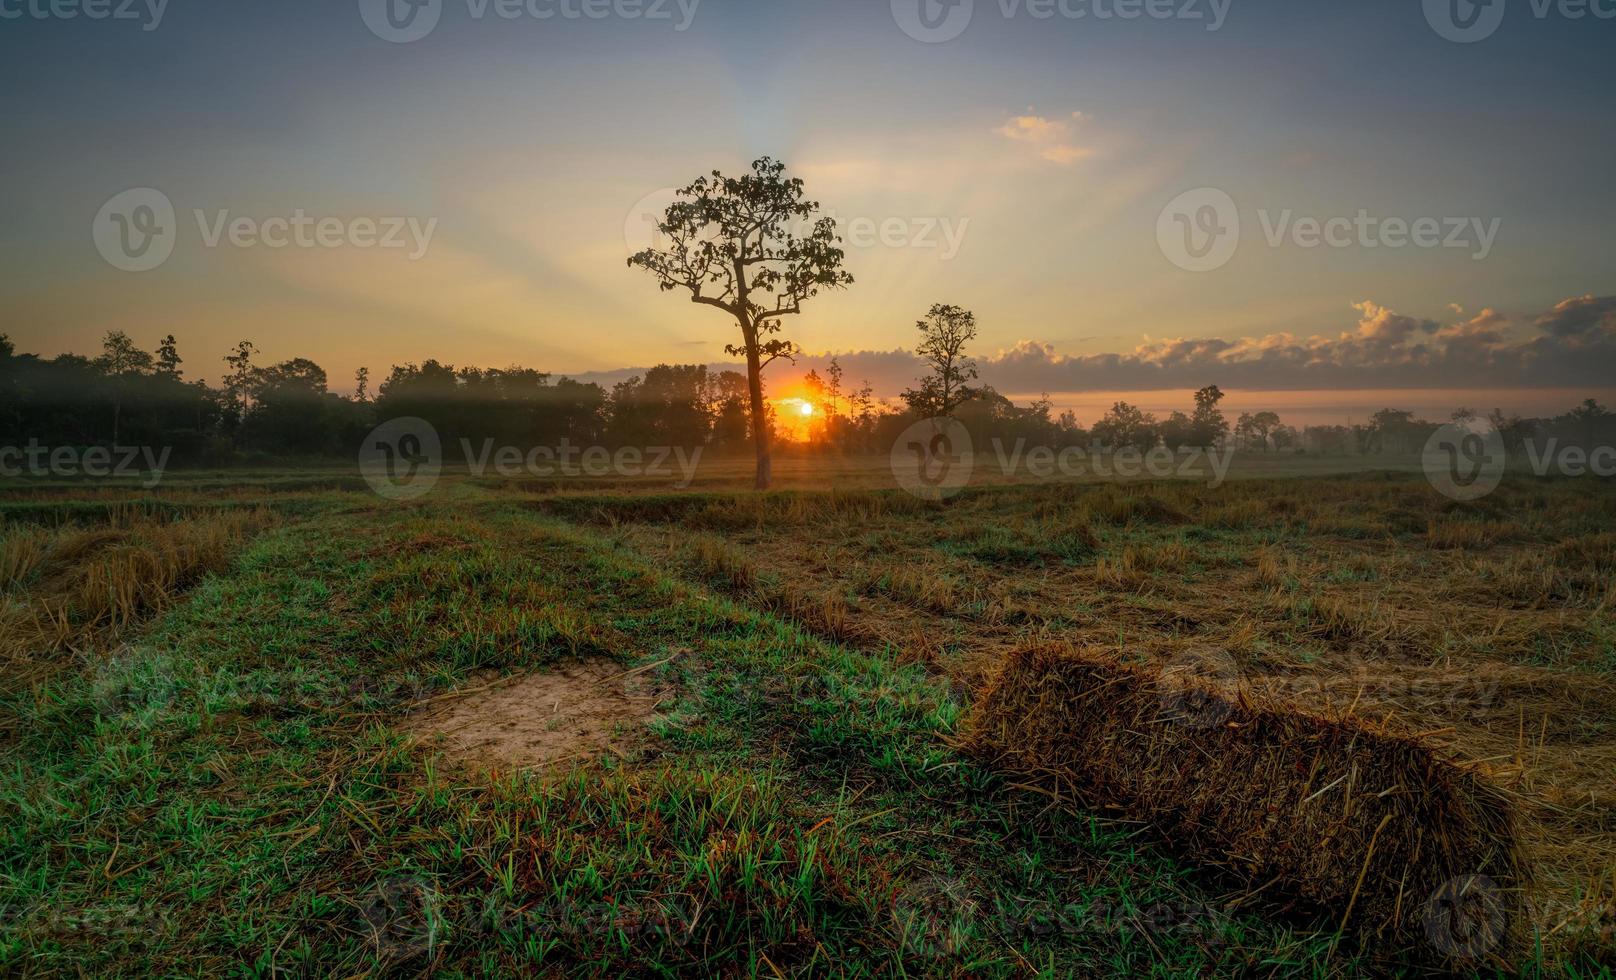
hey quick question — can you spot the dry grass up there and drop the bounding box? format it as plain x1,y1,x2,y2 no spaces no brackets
965,645,1526,967
586,473,1616,962
0,508,276,687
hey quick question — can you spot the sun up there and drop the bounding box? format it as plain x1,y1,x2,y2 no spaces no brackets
798,401,815,417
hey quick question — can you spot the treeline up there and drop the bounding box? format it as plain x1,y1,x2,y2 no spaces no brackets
0,333,764,464
0,332,1074,463
1082,392,1616,455
3,332,1608,464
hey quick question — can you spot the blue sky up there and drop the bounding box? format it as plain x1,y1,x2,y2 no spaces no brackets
2,0,1613,416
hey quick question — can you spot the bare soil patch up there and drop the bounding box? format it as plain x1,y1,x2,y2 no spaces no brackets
403,659,664,771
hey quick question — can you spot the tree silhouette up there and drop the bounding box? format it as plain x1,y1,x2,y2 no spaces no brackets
1567,397,1611,447
627,157,853,489
156,335,183,378
901,304,980,418
1248,410,1281,451
1093,401,1159,451
94,331,154,445
1190,385,1228,448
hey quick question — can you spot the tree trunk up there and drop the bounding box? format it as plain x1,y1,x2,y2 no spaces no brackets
744,339,771,491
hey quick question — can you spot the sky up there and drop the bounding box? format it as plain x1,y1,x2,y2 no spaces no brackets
2,0,1614,426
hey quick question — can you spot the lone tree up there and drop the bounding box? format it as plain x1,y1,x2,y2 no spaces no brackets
901,304,980,418
628,157,853,490
1189,384,1229,448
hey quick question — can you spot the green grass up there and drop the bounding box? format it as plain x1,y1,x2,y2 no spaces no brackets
0,487,1359,976
7,471,1615,975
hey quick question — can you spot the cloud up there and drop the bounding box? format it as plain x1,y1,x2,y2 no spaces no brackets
569,295,1616,403
1534,294,1616,337
723,295,1616,398
995,109,1090,166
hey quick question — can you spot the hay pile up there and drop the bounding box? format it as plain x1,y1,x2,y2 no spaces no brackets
964,646,1525,964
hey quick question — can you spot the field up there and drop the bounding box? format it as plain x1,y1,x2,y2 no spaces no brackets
1,458,1613,976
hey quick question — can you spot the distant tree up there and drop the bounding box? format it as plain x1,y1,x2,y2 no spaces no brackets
801,369,827,442
1189,385,1228,448
709,370,752,449
824,356,844,446
628,157,854,489
246,359,335,454
1451,406,1478,423
1092,401,1158,451
850,379,876,451
95,330,154,444
1159,410,1194,450
95,330,153,377
1247,410,1281,451
1366,408,1418,454
608,364,712,447
900,304,980,418
354,366,370,402
1303,424,1352,455
0,335,13,360
222,340,260,440
1234,412,1255,450
1565,397,1612,447
156,335,182,377
1488,408,1534,454
1056,408,1084,442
